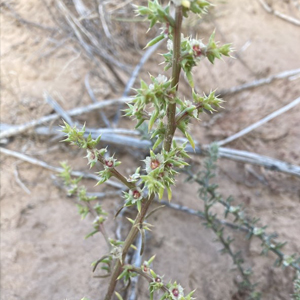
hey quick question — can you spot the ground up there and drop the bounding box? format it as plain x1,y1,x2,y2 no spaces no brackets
1,0,300,300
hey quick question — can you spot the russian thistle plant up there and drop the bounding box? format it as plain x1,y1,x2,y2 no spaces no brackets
61,1,232,299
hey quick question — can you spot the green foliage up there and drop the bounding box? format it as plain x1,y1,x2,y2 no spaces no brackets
61,121,101,149
134,0,174,29
162,34,232,87
59,162,107,238
293,271,300,300
141,143,189,200
59,1,235,299
186,144,300,298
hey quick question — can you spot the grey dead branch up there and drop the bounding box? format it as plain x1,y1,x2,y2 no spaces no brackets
219,68,300,96
0,147,124,190
1,138,300,178
258,0,300,26
217,97,300,146
1,91,300,177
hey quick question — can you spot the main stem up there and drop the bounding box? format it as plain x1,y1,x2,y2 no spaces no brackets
164,6,183,152
104,6,183,300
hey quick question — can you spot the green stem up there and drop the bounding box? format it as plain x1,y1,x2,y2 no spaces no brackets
128,266,169,293
97,154,136,190
104,6,183,300
104,194,155,300
164,6,183,152
175,103,203,125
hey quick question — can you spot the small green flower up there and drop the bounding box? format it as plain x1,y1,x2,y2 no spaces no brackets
104,156,121,168
111,246,123,261
85,149,98,168
129,188,144,202
144,152,164,174
169,282,184,300
128,167,141,182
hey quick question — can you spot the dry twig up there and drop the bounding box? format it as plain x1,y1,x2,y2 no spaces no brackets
0,97,131,140
219,68,300,96
44,93,74,126
217,96,300,146
1,2,58,32
0,147,125,189
258,0,300,26
13,162,31,195
85,73,111,128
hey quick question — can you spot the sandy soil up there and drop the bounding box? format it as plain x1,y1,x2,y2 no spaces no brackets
1,0,300,300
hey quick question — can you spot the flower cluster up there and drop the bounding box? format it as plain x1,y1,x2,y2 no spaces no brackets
141,143,189,200
163,33,232,87
134,0,175,29
61,121,101,149
123,187,144,212
96,155,121,185
124,74,175,130
173,0,211,18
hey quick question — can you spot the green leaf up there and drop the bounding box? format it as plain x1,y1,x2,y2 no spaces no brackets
185,131,195,150
186,71,194,88
85,230,98,239
166,186,172,201
158,187,164,200
115,291,124,300
117,269,128,280
137,200,142,213
148,109,159,130
144,34,165,49
152,136,163,150
148,255,156,264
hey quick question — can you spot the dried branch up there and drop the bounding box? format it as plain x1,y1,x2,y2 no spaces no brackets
0,97,131,140
2,122,299,177
1,2,58,32
219,68,300,96
84,73,111,128
56,0,131,75
258,0,300,26
0,147,125,190
14,162,31,195
217,96,300,146
44,92,74,126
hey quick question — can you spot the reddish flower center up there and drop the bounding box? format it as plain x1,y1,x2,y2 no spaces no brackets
105,160,114,167
193,45,202,57
155,277,161,283
172,289,179,297
143,265,148,272
164,23,169,36
133,190,141,199
151,159,160,170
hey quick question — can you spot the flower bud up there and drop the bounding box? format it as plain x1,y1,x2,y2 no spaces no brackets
106,160,113,167
172,289,179,297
